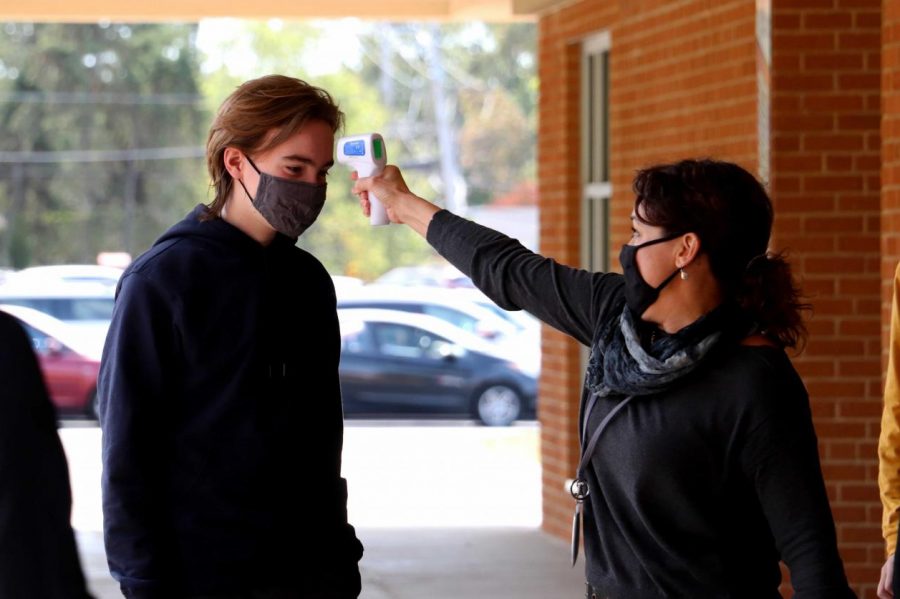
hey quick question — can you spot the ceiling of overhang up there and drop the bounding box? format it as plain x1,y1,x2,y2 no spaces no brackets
1,0,574,22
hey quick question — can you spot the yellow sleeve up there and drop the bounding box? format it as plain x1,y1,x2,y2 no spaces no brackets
880,262,900,556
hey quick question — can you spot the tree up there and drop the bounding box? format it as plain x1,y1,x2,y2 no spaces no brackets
353,22,537,207
0,19,537,276
0,22,208,267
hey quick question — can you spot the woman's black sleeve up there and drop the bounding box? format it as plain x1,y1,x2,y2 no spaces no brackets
426,210,623,346
740,362,857,598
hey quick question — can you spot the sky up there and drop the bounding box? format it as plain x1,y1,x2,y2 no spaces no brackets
195,18,365,77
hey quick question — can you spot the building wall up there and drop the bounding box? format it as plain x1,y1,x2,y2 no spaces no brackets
883,0,900,589
536,0,619,541
770,1,883,594
537,0,883,595
885,0,900,351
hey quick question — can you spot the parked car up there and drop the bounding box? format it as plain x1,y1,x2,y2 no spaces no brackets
338,285,520,342
338,308,537,426
0,304,102,417
10,264,123,288
372,264,474,289
331,274,364,297
338,286,540,376
447,287,541,337
0,278,115,348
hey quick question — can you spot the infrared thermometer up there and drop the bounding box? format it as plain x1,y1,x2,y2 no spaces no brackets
337,133,389,226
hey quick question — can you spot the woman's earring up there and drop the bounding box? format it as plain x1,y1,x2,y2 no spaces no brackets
680,268,688,280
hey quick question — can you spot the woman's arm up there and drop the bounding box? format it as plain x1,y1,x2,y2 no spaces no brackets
740,360,856,598
352,166,624,346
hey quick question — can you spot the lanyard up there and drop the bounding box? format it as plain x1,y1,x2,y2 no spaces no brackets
570,393,635,567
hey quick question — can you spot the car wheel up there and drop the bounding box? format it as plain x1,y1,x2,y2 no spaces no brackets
473,384,522,427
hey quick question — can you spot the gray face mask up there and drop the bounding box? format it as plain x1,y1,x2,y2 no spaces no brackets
237,156,326,239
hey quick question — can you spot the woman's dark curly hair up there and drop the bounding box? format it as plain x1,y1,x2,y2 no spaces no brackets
632,158,809,349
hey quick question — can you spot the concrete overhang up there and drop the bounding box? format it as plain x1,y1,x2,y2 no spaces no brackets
510,0,574,15
0,0,574,22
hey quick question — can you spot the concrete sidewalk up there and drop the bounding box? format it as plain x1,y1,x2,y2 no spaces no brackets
78,527,586,599
68,423,586,598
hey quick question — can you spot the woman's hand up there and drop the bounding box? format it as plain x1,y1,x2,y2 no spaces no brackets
351,165,439,237
879,554,895,598
349,165,409,223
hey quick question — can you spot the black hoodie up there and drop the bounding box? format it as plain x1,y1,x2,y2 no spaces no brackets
98,205,362,598
0,312,93,598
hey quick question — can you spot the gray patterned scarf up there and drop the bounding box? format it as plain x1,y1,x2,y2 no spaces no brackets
585,304,731,398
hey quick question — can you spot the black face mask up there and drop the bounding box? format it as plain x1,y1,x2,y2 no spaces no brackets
618,232,684,317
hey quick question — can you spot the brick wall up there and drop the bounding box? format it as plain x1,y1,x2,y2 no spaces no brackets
537,0,883,595
883,0,900,587
769,1,882,595
610,1,760,235
885,0,900,374
536,0,619,542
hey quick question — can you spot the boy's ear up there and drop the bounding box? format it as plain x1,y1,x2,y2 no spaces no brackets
223,147,243,179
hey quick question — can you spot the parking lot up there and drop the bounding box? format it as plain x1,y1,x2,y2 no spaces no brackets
61,419,586,598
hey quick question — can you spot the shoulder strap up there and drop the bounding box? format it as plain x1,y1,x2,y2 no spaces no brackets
577,394,635,479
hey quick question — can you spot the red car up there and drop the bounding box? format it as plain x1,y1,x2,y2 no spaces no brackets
0,303,102,417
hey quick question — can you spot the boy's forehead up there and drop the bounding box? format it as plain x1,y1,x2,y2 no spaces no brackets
263,122,334,158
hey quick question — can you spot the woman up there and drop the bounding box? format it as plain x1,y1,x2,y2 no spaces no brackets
352,159,855,598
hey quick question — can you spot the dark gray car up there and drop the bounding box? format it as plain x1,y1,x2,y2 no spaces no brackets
338,309,537,426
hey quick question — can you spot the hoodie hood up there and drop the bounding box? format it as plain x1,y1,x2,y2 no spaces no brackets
154,204,297,253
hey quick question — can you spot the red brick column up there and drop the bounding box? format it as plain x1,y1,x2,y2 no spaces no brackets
769,1,882,595
536,0,619,542
884,0,900,360
881,0,900,589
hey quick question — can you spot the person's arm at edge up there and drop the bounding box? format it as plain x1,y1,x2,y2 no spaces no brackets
878,263,900,597
0,313,93,598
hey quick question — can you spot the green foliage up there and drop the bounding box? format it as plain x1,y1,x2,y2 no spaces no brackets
0,22,208,266
0,19,536,279
352,22,537,206
459,87,535,206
